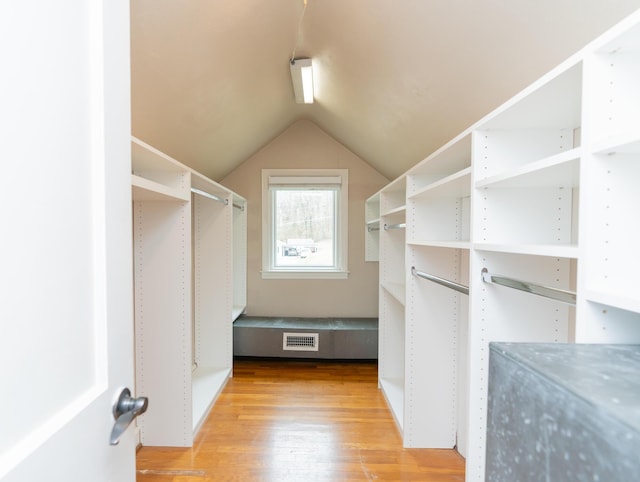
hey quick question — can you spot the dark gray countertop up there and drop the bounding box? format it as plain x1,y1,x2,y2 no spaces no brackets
490,343,640,433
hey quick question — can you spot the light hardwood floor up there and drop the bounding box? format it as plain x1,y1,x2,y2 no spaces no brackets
136,358,465,481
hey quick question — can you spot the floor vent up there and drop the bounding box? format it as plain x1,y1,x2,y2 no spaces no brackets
283,332,319,351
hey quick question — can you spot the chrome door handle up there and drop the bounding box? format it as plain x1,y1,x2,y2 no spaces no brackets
110,387,148,445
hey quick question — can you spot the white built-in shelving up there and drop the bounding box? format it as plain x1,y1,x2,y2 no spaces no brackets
406,131,472,453
132,137,246,447
365,192,380,262
466,58,583,477
232,193,248,320
376,175,407,431
577,15,640,345
366,8,640,481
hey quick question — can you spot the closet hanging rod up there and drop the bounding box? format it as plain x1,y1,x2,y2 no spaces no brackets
481,268,576,306
384,223,406,230
233,202,244,211
367,226,380,232
191,187,228,206
411,267,469,295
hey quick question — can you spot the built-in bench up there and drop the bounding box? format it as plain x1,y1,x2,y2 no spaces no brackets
233,316,378,359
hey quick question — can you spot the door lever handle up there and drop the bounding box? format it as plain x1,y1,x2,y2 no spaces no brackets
110,387,148,445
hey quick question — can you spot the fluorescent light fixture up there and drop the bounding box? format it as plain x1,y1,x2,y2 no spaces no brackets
290,58,314,104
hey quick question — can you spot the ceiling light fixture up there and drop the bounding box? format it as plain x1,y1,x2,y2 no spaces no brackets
289,0,313,104
290,58,314,104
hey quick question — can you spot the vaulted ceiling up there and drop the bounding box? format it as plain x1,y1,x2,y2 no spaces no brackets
130,0,640,182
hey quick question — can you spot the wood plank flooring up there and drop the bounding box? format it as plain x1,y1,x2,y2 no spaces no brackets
136,358,465,481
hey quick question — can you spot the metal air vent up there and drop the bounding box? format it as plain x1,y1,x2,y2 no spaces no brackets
282,332,319,351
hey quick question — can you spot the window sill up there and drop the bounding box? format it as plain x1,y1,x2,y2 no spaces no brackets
261,270,349,280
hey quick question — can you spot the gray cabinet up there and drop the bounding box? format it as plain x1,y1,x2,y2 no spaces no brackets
487,343,640,481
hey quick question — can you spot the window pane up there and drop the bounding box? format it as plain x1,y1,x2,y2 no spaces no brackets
273,188,336,268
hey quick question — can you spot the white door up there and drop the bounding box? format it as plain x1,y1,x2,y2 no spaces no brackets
0,1,136,481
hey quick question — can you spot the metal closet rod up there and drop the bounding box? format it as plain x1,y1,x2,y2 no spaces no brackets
191,187,244,211
191,187,228,205
481,268,576,306
411,266,469,295
384,223,406,230
367,226,380,232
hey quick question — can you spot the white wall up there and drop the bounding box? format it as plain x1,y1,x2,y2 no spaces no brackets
221,119,389,317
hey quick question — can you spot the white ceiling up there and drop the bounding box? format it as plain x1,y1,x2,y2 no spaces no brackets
131,0,640,181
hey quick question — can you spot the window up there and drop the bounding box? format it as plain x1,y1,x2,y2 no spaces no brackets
262,169,348,279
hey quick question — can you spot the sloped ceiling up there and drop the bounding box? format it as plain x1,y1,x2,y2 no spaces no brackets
131,0,640,181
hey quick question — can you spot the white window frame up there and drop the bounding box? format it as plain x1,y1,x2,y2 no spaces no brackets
262,168,348,279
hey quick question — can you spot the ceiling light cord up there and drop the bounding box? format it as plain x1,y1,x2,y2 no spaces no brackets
290,0,308,63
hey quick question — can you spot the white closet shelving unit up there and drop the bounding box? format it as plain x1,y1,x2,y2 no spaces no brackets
232,193,248,320
365,192,380,262
577,17,640,343
377,176,407,431
466,56,582,481
405,132,472,453
132,137,246,447
367,9,640,481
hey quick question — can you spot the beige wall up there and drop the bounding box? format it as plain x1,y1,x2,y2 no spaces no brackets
221,119,389,317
